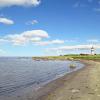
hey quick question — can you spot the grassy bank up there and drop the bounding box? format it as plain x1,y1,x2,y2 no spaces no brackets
33,54,100,61
64,54,100,60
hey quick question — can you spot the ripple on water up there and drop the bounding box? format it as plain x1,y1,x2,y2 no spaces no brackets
0,57,84,96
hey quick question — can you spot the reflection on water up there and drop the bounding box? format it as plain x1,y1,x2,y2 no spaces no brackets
0,57,84,99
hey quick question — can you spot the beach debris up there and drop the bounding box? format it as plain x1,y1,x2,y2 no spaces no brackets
69,64,76,69
69,57,76,69
85,86,89,89
88,92,95,95
68,57,74,61
94,89,98,92
71,89,80,93
70,96,81,99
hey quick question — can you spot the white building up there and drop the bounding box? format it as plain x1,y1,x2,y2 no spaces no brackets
91,46,95,55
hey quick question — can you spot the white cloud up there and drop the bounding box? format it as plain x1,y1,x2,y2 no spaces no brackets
31,37,41,42
87,39,99,43
22,30,49,38
3,30,49,45
49,44,100,51
26,20,38,25
65,39,77,43
35,39,64,46
0,0,40,7
7,34,28,45
52,40,64,44
0,17,14,25
0,30,65,46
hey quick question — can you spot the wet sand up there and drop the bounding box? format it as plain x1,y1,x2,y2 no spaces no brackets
32,60,100,100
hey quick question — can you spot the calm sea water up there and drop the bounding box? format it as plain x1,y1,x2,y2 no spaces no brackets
0,57,84,100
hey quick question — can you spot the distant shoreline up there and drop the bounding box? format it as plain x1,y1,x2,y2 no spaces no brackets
32,54,100,61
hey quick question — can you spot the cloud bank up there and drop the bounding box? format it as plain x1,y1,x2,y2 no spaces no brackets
0,30,65,46
87,39,99,43
4,30,49,45
49,45,100,51
0,0,40,7
35,40,64,46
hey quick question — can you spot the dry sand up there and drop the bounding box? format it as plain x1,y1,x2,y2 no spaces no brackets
33,60,100,100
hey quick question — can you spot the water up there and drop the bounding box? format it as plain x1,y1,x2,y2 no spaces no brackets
0,57,84,100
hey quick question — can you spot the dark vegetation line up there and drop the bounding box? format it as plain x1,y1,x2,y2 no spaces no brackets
32,54,100,60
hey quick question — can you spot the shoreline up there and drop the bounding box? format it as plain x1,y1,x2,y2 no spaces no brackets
0,59,85,100
29,60,100,100
1,60,99,100
28,60,90,100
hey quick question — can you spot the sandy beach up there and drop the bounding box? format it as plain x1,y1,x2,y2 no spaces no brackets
30,60,100,100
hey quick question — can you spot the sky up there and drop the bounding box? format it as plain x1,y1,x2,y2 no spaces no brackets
0,0,100,56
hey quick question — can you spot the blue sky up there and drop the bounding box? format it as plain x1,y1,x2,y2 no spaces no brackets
0,0,100,56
